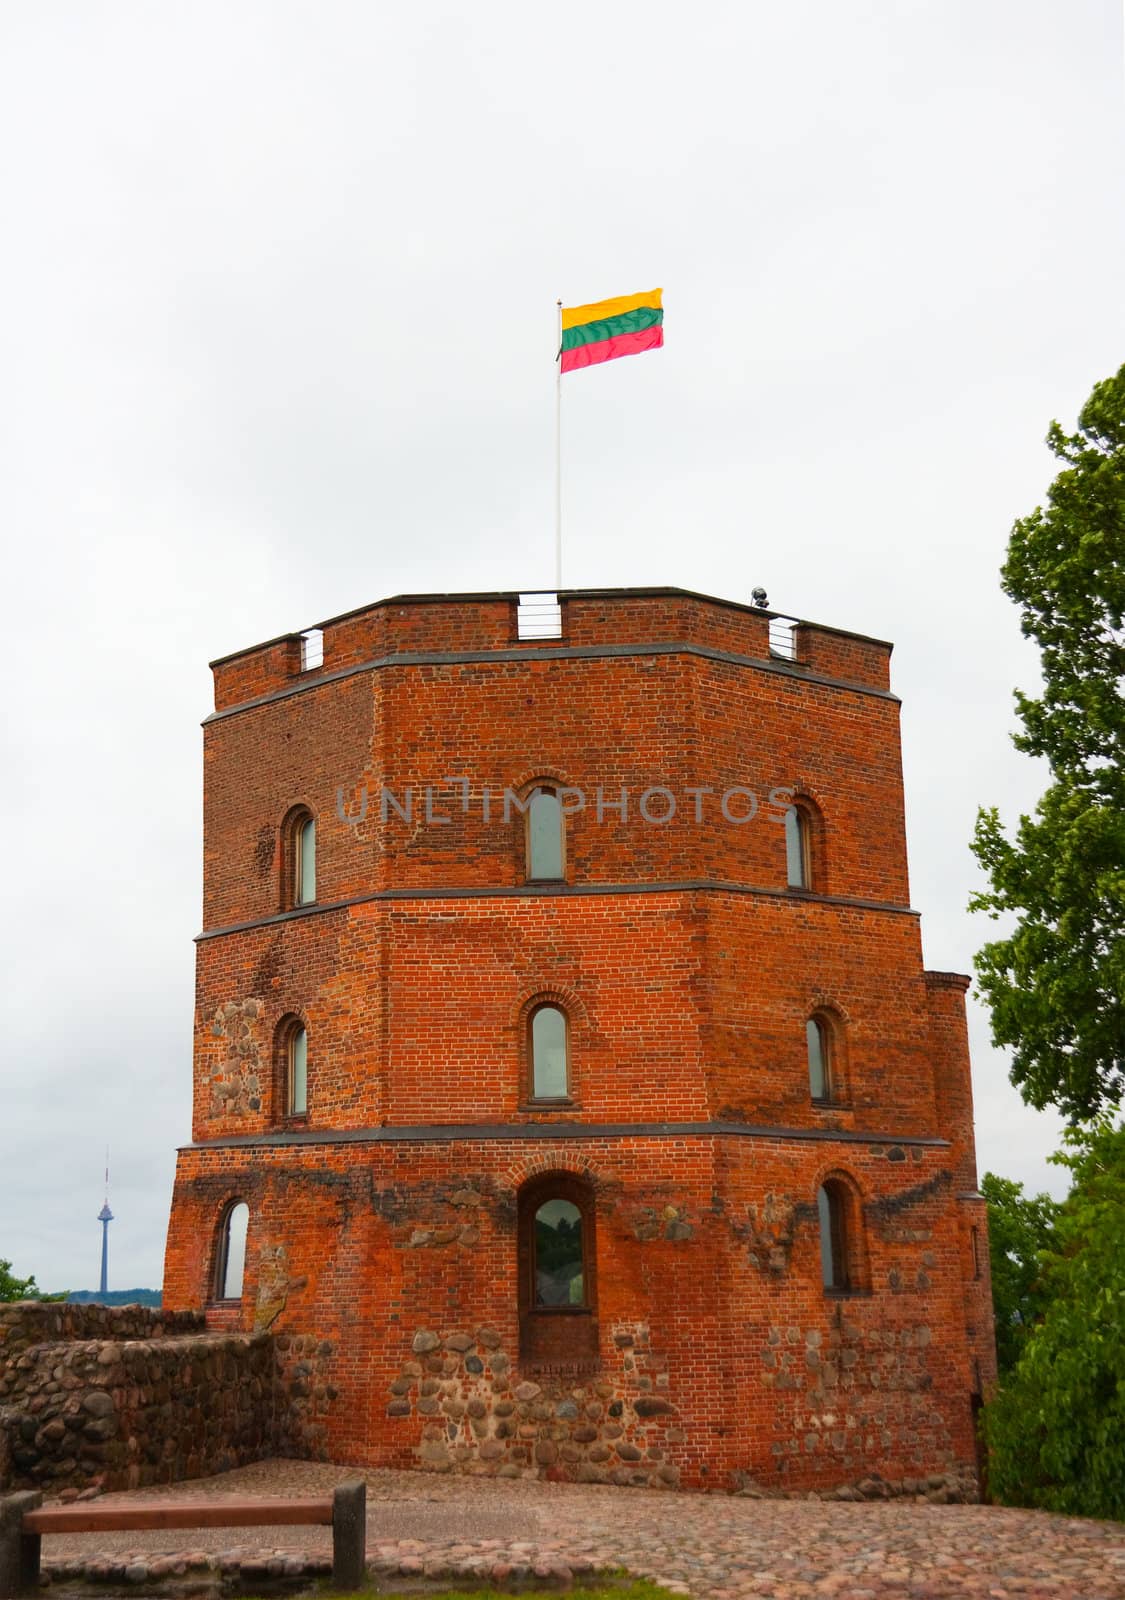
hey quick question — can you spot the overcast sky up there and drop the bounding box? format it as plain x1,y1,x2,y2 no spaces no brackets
2,3,1123,1293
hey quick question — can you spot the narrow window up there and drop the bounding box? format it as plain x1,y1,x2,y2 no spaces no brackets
534,1198,586,1306
296,816,316,905
217,1201,249,1301
530,1005,568,1100
818,1183,851,1291
281,806,316,910
527,788,564,880
971,1225,981,1280
289,1026,308,1115
785,804,809,888
274,1015,308,1121
807,1017,830,1101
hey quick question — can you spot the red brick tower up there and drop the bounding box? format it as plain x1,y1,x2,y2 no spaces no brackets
163,587,996,1493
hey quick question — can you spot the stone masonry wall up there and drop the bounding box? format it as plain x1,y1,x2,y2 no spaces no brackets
0,1304,203,1364
0,1303,329,1497
386,1323,681,1488
0,1332,276,1495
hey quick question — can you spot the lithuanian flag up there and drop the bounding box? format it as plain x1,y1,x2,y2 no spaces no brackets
560,289,663,373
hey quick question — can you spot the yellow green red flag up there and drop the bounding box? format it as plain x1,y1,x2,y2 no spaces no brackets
560,289,663,373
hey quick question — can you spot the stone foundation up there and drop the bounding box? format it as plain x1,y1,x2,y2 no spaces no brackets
271,1332,337,1462
388,1323,680,1488
736,1468,979,1503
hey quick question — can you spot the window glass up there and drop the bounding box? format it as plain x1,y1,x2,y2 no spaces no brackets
534,1198,584,1306
531,1006,568,1098
297,817,316,904
807,1018,828,1100
818,1184,852,1291
221,1202,249,1300
785,805,807,888
817,1186,837,1288
290,1027,308,1115
528,789,563,879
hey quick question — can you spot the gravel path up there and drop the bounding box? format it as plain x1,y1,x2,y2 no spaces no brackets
37,1458,1125,1599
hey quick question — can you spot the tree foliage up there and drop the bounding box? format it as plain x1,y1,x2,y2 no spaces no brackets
971,365,1125,1120
982,1120,1125,1520
979,1172,1059,1375
0,1257,66,1303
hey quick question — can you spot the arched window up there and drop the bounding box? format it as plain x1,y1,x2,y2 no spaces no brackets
280,806,316,909
529,1004,568,1100
526,787,564,880
817,1178,864,1294
785,804,810,889
517,1173,598,1364
274,1016,309,1119
807,1016,833,1102
215,1201,249,1301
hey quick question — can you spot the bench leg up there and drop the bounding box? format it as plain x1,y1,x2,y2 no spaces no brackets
331,1480,366,1591
0,1493,42,1600
17,1535,39,1599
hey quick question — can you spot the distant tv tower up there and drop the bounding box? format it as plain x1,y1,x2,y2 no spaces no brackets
97,1148,113,1298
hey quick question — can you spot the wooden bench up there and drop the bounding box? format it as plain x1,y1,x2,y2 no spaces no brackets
0,1482,366,1596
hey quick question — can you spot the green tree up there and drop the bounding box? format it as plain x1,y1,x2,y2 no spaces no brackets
980,1172,1059,1375
982,1119,1125,1519
970,364,1125,1120
0,1257,66,1303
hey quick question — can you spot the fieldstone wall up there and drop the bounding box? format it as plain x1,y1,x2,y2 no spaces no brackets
0,1304,202,1364
382,1321,979,1501
0,1332,276,1495
0,1302,332,1498
757,1316,962,1486
386,1323,681,1488
205,997,265,1121
272,1331,338,1462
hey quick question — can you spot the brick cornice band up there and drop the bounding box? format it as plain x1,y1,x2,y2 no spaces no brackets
183,1119,951,1153
923,970,973,992
203,639,901,724
195,880,920,943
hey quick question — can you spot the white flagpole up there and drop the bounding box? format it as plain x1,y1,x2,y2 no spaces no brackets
555,298,563,590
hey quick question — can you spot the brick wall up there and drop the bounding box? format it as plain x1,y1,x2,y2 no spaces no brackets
201,631,907,932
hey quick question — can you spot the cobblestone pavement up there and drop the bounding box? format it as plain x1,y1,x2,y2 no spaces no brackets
37,1459,1125,1599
